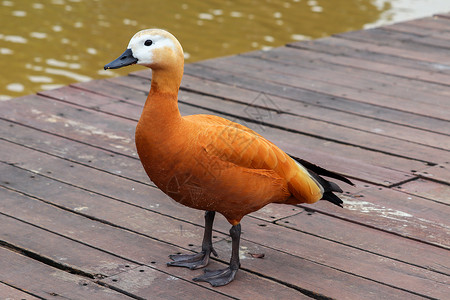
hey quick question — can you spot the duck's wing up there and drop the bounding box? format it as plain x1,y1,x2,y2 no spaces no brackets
193,118,324,204
188,115,352,206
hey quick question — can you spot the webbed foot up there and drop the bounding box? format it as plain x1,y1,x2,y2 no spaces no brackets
167,248,217,270
193,266,238,287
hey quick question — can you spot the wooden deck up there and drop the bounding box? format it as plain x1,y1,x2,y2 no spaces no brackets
1,13,450,300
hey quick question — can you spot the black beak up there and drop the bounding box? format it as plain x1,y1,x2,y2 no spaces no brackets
104,48,138,70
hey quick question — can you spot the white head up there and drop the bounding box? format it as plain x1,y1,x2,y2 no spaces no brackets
104,29,184,70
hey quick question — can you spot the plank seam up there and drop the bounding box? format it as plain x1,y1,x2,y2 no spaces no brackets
1,170,445,297
296,203,450,251
179,85,450,151
237,227,438,300
275,211,450,276
37,90,140,123
0,280,46,300
181,65,450,130
0,239,95,279
179,99,438,166
0,117,139,161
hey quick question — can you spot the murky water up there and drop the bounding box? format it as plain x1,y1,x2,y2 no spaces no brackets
1,0,449,99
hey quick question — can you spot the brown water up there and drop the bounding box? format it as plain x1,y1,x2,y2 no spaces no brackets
1,0,449,99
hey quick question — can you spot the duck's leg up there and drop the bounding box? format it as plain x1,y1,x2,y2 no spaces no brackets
167,211,217,269
193,223,241,287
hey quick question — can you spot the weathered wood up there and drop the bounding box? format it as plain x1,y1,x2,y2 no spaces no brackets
336,27,450,51
2,127,444,248
211,239,425,300
230,50,450,105
0,247,132,299
218,217,450,299
244,46,450,96
0,183,432,300
384,21,450,41
0,187,304,299
1,138,435,247
394,178,450,205
276,209,450,275
2,151,448,299
181,59,450,151
0,213,138,278
289,36,450,75
128,70,449,150
194,55,450,121
1,92,418,186
100,266,233,300
0,282,40,300
1,14,450,299
317,36,450,63
1,95,138,158
415,162,450,185
101,265,311,300
406,17,450,34
315,187,450,249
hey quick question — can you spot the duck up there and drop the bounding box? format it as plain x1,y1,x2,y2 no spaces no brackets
104,29,353,287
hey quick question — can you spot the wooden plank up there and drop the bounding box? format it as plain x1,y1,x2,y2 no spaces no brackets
0,161,223,248
0,186,303,300
0,213,138,277
2,144,449,290
181,63,450,137
406,17,450,33
213,217,450,299
181,67,449,163
3,125,442,247
0,177,434,300
245,46,450,94
101,265,311,300
0,282,40,300
288,37,450,74
211,239,425,300
0,119,149,184
0,116,362,224
415,162,450,185
181,59,450,150
301,187,450,249
232,50,450,105
101,79,450,165
0,95,138,158
0,247,132,300
194,55,450,120
435,12,450,20
100,266,233,300
1,92,418,186
274,210,450,275
319,36,450,63
394,178,450,205
130,69,450,137
162,71,450,150
336,27,450,51
384,21,450,41
0,181,392,300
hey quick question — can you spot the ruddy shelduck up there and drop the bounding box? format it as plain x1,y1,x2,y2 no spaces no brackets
105,29,353,287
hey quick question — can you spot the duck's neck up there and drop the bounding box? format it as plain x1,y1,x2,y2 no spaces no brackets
140,67,183,126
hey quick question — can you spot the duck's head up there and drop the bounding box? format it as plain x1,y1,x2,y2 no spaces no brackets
104,29,184,71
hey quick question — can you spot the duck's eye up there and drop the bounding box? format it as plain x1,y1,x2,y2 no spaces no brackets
144,40,153,46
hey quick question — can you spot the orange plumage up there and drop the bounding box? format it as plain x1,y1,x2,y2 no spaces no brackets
105,29,352,286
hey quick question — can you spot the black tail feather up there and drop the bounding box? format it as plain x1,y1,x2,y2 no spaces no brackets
289,155,353,208
322,192,344,208
290,155,354,186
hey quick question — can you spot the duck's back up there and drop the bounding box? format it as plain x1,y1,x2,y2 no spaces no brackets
182,115,324,203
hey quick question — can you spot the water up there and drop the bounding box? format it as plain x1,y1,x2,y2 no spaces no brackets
1,0,449,100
